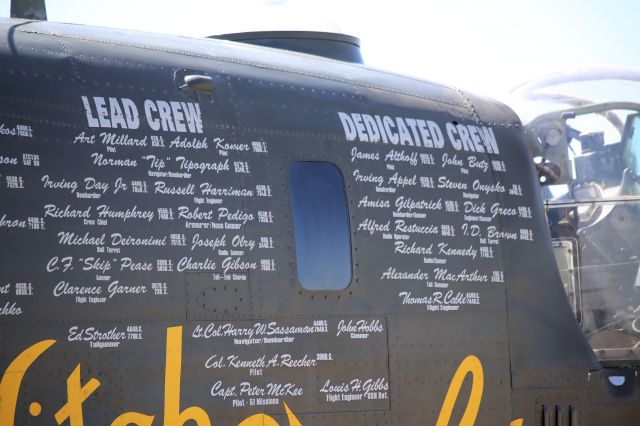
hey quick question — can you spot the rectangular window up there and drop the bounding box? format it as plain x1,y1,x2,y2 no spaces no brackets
289,161,352,290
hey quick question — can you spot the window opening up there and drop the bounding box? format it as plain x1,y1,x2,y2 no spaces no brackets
288,161,352,291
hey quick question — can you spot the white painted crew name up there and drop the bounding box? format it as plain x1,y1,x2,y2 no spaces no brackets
44,204,91,218
58,231,105,246
338,112,499,154
81,96,203,134
96,205,154,222
381,267,429,280
0,214,27,228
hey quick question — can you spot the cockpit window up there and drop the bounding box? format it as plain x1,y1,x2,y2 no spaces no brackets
528,104,640,362
289,161,352,291
622,114,640,176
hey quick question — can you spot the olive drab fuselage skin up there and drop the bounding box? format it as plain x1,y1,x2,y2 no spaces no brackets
0,18,637,426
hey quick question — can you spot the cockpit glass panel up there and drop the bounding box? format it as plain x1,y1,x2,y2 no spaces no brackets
509,72,640,362
541,110,637,202
538,109,640,361
622,114,640,176
549,201,640,358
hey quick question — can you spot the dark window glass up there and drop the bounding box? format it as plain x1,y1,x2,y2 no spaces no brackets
289,162,352,290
